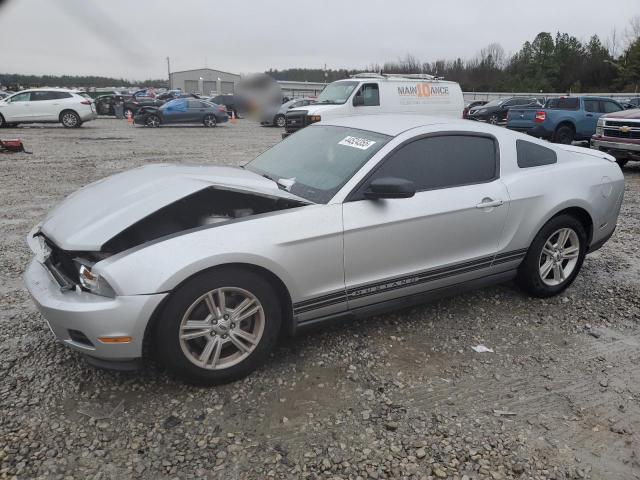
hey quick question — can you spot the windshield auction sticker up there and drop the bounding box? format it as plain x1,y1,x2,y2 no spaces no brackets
338,136,377,150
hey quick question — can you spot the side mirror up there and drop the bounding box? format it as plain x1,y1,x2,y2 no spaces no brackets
353,95,364,107
364,177,415,200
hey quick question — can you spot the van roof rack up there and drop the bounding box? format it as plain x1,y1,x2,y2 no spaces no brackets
349,72,441,81
350,72,385,79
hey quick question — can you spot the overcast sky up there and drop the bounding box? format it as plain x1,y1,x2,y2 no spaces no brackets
0,0,638,80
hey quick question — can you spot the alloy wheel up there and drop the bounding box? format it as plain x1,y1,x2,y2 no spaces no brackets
538,228,580,286
204,115,216,127
61,112,78,127
146,115,160,127
275,115,285,127
179,287,265,370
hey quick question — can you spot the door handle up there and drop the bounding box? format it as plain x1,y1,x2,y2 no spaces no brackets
476,199,504,209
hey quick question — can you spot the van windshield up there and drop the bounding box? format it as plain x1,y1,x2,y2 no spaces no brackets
316,81,359,105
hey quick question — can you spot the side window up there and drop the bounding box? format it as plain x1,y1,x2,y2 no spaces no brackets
603,101,622,113
516,140,557,168
9,92,31,102
366,135,497,193
30,91,54,101
53,91,72,99
584,99,599,113
187,100,201,109
354,83,380,106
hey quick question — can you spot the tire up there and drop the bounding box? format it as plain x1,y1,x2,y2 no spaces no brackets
60,110,81,128
0,114,5,128
274,114,286,128
488,114,499,125
203,114,217,128
124,108,134,119
155,267,282,385
553,125,574,144
516,214,587,298
145,114,160,127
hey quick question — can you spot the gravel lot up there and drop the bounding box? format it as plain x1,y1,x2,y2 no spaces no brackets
1,118,639,480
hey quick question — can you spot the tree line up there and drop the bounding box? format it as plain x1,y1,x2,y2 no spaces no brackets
0,74,167,90
269,20,640,93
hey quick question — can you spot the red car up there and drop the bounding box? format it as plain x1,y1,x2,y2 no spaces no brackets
591,108,640,167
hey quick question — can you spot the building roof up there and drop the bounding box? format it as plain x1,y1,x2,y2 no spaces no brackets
169,68,241,78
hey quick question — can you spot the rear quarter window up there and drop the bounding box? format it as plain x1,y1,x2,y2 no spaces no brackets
516,140,557,168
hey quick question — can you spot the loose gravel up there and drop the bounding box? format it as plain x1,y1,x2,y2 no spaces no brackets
1,119,639,480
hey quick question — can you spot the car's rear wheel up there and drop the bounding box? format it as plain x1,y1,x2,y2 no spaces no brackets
516,214,587,297
203,114,217,128
60,110,81,128
124,108,134,119
274,114,286,127
553,125,574,144
488,114,499,124
145,114,160,127
155,267,282,384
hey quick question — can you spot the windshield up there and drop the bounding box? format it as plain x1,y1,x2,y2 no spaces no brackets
315,81,359,105
246,125,391,203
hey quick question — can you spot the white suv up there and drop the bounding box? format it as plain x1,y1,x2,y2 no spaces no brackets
0,88,97,128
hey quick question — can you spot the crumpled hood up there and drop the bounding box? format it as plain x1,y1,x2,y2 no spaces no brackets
40,163,302,251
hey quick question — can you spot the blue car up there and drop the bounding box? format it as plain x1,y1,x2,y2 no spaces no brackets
134,98,229,127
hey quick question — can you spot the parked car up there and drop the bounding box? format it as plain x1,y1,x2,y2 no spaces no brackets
124,94,163,118
156,91,208,103
626,97,640,108
260,97,315,127
467,97,540,124
0,91,10,99
210,94,246,118
463,100,487,119
0,88,97,128
94,94,132,116
591,108,640,166
24,114,623,383
133,98,228,127
284,73,464,136
507,96,624,144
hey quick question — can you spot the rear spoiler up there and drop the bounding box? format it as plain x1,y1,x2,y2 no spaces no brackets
557,144,616,162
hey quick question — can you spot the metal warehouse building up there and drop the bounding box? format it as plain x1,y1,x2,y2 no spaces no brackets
169,68,241,96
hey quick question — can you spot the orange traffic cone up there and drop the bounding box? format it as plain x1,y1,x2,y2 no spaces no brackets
230,110,237,124
127,111,133,125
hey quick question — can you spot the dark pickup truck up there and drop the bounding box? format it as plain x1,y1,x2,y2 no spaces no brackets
507,96,624,144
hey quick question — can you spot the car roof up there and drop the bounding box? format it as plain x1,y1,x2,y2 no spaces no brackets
20,88,80,93
319,114,469,136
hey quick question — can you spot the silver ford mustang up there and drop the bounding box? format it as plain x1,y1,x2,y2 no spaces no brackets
24,115,624,384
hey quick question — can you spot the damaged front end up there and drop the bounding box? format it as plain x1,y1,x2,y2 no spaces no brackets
31,185,309,295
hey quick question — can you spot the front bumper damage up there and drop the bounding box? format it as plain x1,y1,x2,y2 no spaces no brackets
23,229,167,365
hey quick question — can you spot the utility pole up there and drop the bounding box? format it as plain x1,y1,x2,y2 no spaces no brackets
167,57,171,89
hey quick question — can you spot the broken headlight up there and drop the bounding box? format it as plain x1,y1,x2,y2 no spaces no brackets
78,264,116,297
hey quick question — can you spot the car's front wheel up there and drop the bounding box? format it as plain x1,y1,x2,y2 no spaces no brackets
145,114,160,127
516,214,587,297
203,114,217,128
155,267,282,384
274,114,286,127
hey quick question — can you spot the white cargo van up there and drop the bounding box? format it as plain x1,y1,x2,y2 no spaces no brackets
283,73,464,136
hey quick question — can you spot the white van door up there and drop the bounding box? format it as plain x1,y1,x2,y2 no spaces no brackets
350,83,382,115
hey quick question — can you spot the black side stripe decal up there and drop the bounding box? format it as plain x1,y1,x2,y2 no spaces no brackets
293,248,528,314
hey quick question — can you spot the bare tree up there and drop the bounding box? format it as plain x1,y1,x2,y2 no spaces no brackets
625,15,640,46
606,26,619,57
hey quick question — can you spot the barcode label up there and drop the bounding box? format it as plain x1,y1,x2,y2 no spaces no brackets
338,136,377,150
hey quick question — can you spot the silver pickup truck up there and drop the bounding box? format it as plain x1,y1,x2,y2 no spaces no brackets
591,108,640,166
